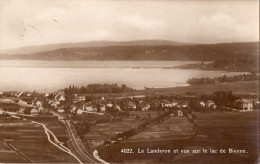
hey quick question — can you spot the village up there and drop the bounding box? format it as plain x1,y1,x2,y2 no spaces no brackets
0,89,259,117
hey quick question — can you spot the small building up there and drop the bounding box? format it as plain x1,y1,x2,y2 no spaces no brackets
141,104,151,111
234,99,253,111
19,108,25,114
163,100,173,108
177,110,183,116
30,108,39,115
71,106,77,113
83,102,97,112
51,102,58,108
199,101,206,107
127,102,136,110
106,102,113,108
100,105,106,112
77,109,83,115
78,96,86,102
36,101,42,107
55,94,65,102
38,107,44,111
114,105,121,111
57,107,65,113
206,100,217,109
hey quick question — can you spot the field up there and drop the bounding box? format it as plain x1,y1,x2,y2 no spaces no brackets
129,116,194,141
97,110,259,163
83,111,164,150
97,115,194,163
172,110,259,163
0,115,78,163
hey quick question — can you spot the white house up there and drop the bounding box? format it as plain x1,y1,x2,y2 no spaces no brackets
36,101,42,107
83,103,97,112
78,96,86,102
206,100,217,109
127,102,136,110
200,101,206,107
234,99,253,111
51,102,58,108
19,108,25,114
77,109,83,115
100,105,106,112
177,110,183,116
30,108,39,115
55,94,65,102
57,107,65,113
141,104,151,111
106,102,113,108
114,105,121,111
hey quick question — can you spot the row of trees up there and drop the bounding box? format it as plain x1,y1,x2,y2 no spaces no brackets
187,73,259,85
104,110,188,145
64,84,134,95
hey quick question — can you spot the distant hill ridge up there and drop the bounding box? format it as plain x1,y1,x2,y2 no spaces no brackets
0,40,190,55
0,41,258,61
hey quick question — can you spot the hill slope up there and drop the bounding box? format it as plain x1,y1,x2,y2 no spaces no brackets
0,42,258,61
0,40,189,55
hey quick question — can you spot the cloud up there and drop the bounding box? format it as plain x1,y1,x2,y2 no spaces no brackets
195,12,252,42
0,0,258,50
120,15,165,30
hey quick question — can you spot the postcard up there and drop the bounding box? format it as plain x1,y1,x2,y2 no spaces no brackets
0,0,259,163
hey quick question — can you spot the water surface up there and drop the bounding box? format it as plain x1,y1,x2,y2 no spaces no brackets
0,60,245,92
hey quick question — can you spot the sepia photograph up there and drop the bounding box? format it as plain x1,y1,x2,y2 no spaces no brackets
0,0,259,163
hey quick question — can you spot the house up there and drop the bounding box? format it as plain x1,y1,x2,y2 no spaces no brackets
141,104,151,111
77,109,83,115
36,101,42,107
51,102,58,108
177,110,183,116
206,100,217,109
163,100,173,108
38,107,44,111
77,96,86,102
0,108,3,115
177,101,188,108
19,108,25,114
18,100,28,106
199,101,206,107
114,105,121,111
234,99,253,111
100,105,106,112
70,106,77,113
127,101,136,110
30,108,39,115
55,94,65,102
162,100,178,108
57,107,65,113
83,102,97,112
17,92,24,97
106,102,113,108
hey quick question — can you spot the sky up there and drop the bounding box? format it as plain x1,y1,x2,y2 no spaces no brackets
0,0,259,50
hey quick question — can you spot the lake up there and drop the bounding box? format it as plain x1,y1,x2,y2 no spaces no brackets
0,60,246,92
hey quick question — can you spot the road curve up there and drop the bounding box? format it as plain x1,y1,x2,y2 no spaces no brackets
7,112,83,164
